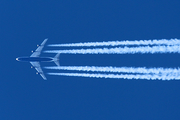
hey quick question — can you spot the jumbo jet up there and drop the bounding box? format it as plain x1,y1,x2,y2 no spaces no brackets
16,39,60,80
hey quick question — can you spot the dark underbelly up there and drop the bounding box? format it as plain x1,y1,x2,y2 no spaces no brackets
19,57,53,62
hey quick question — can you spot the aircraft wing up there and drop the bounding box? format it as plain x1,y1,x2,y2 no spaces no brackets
30,62,47,80
30,38,48,57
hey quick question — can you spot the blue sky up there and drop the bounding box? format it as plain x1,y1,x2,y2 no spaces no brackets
0,0,180,119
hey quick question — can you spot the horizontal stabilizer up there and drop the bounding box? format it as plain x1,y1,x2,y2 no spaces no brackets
54,53,60,66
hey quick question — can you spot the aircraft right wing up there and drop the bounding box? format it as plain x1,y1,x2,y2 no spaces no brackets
30,62,47,80
30,38,48,57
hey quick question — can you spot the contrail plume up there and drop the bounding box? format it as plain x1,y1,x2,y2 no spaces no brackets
44,45,180,54
48,73,180,80
44,66,180,74
48,39,180,47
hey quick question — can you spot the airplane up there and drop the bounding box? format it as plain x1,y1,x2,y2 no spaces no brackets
16,38,60,80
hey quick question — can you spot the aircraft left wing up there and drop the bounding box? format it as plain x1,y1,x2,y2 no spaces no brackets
30,62,47,80
30,38,48,57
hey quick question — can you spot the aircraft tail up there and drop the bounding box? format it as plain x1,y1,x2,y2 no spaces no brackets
53,53,60,66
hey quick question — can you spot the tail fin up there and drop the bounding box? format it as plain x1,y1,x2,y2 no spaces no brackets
53,53,60,66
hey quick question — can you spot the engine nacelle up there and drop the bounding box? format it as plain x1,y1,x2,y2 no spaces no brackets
37,44,39,47
31,50,34,53
31,66,34,68
36,72,39,75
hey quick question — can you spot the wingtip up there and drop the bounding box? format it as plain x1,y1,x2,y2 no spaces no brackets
43,77,47,80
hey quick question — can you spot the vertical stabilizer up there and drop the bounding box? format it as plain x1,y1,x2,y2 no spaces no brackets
53,53,60,66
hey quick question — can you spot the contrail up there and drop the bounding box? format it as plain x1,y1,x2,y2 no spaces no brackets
44,45,180,54
48,38,180,47
48,73,180,80
44,66,180,74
